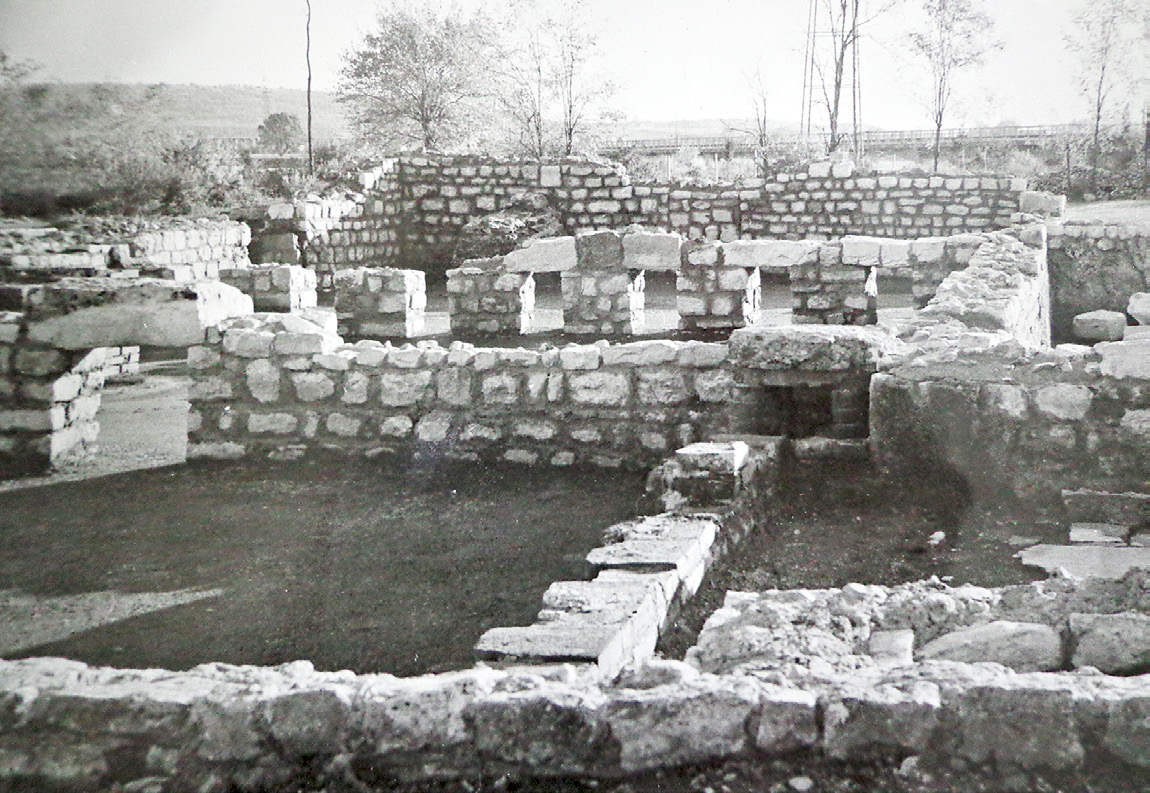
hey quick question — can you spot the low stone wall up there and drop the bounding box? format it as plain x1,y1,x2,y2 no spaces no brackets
678,241,761,330
333,266,426,338
0,218,251,276
218,264,317,313
1046,219,1149,340
187,321,737,469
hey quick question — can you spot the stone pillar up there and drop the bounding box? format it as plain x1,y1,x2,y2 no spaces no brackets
561,269,645,335
446,262,534,335
678,242,761,330
334,266,425,338
789,240,877,325
0,335,106,474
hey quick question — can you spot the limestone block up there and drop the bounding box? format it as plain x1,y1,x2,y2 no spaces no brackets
637,369,689,405
917,621,1061,671
291,372,335,402
1072,310,1127,342
416,412,452,442
677,342,728,367
436,368,473,406
1118,407,1150,438
694,369,734,402
325,413,362,437
867,629,914,667
910,237,947,264
954,683,1082,770
879,240,911,267
539,165,562,187
1102,694,1150,768
840,236,883,266
223,329,274,358
1033,383,1093,421
722,240,817,270
568,371,630,406
576,230,624,270
379,415,413,437
245,359,280,403
1128,292,1150,325
342,370,370,404
1097,339,1150,379
755,686,819,753
1068,523,1126,544
602,340,678,366
248,412,297,434
717,268,749,291
602,678,759,771
559,345,600,370
1070,612,1150,673
503,236,577,273
622,231,681,271
822,682,941,758
379,370,432,406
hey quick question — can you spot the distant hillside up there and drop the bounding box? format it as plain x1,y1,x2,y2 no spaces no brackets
18,83,351,143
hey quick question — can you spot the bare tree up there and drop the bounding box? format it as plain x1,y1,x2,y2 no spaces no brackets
1065,0,1138,192
305,0,313,173
807,0,895,155
550,0,613,156
338,4,496,152
906,0,998,171
495,2,551,158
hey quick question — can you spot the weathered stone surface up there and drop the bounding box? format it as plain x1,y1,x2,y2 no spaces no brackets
1072,310,1127,342
568,371,629,406
1016,545,1150,579
379,371,432,407
823,682,941,758
291,372,335,402
1033,383,1093,421
245,359,280,403
575,230,624,270
1062,489,1150,526
728,325,905,371
1070,612,1150,673
1129,292,1150,325
755,686,819,753
954,682,1083,769
24,278,252,349
1097,338,1150,379
622,231,681,271
1068,523,1126,544
602,677,758,771
868,629,915,667
1102,693,1150,768
722,240,818,270
917,621,1061,671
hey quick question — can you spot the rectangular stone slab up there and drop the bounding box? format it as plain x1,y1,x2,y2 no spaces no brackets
1016,544,1150,579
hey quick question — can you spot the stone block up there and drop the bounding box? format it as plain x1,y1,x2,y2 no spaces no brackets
576,231,624,270
559,345,600,370
379,370,432,406
1128,292,1150,325
1070,612,1150,673
291,372,335,402
954,683,1082,770
722,240,817,270
1072,310,1127,342
568,371,630,406
822,682,940,758
917,621,1061,672
602,340,678,366
1033,383,1092,421
840,236,883,266
248,412,297,434
755,686,819,753
503,236,577,273
622,231,681,271
245,359,280,403
1097,339,1150,379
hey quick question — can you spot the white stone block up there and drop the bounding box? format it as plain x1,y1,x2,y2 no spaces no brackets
840,236,883,266
503,236,578,273
622,231,682,271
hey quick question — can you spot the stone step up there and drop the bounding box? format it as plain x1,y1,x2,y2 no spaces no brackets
1015,544,1150,579
792,437,870,462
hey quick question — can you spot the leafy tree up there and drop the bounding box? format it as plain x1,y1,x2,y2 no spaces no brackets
258,112,303,153
1065,0,1139,193
906,0,999,171
338,3,496,152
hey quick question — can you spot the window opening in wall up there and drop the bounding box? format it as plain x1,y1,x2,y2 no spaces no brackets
755,385,834,437
642,270,679,333
530,271,563,333
758,270,791,326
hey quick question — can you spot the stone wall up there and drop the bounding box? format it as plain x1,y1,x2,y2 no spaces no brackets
0,218,251,277
870,224,1148,509
333,266,426,338
187,321,737,469
218,264,317,313
1046,219,1149,340
291,155,1032,278
446,263,535,335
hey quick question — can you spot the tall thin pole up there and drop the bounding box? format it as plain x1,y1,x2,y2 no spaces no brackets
801,0,817,137
851,2,862,162
306,0,314,175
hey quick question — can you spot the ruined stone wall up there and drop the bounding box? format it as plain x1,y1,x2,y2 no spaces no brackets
300,156,1029,277
871,224,1148,509
187,320,735,469
1046,219,1149,340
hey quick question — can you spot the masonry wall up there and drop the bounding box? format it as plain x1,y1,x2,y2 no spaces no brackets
871,224,1148,509
187,325,736,469
1046,219,1149,340
300,155,1030,279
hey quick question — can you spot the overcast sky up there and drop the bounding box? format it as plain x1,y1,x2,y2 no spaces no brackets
0,0,1144,130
